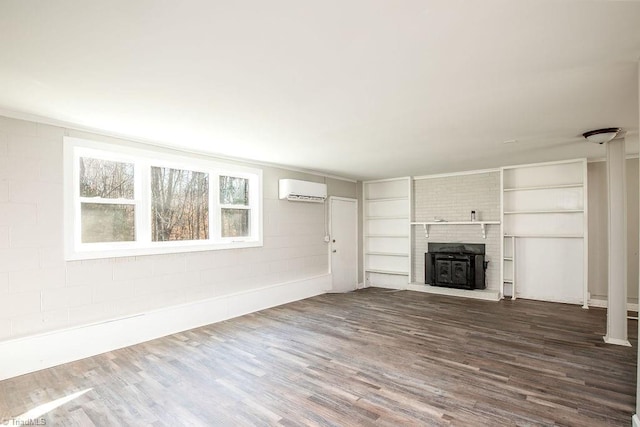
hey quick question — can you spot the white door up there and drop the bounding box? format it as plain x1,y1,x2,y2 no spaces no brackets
329,197,358,292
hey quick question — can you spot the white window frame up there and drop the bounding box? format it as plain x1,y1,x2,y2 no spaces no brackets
218,172,257,241
64,137,263,260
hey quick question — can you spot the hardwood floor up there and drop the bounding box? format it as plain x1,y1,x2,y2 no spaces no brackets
0,288,637,426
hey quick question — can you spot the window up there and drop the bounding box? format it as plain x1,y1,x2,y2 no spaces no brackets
220,176,250,238
79,157,136,243
64,137,262,260
151,166,209,241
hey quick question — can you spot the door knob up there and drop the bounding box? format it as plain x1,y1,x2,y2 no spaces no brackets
332,250,337,253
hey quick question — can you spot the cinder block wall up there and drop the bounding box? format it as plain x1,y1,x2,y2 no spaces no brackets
0,115,355,341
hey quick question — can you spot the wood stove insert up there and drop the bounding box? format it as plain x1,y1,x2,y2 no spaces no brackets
425,243,487,290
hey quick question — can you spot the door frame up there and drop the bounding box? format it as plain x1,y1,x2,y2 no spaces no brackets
328,196,359,291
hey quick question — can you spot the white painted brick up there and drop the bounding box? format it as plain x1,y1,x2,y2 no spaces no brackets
42,285,92,311
0,226,8,248
105,296,154,317
8,267,66,293
0,319,10,340
152,254,186,276
68,303,108,325
214,250,241,268
0,272,7,294
10,224,62,248
0,290,41,318
8,135,60,160
134,271,198,296
39,246,64,268
268,260,290,274
246,262,269,278
0,156,39,181
11,309,69,337
39,154,63,183
9,179,62,207
0,181,7,202
37,123,66,139
0,248,39,272
111,257,154,281
92,280,133,303
147,290,186,309
36,203,63,229
0,203,37,226
287,257,305,272
66,260,113,286
0,131,7,157
183,283,217,302
1,117,38,136
183,251,215,271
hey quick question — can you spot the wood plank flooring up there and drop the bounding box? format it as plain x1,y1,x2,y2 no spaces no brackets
0,288,637,426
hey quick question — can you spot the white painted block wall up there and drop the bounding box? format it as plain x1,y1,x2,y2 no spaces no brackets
0,115,354,342
412,172,501,290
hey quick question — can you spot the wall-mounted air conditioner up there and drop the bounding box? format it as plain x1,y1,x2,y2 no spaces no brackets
279,179,327,203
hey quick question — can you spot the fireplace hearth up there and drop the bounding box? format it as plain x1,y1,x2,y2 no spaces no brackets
425,243,487,290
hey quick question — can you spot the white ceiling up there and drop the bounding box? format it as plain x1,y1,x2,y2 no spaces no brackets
1,1,639,180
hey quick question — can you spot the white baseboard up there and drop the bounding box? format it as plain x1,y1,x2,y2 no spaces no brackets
588,298,639,312
0,274,331,381
632,413,640,427
603,336,632,347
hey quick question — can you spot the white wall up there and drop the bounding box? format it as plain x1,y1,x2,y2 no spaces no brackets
0,115,356,342
587,158,639,303
412,171,501,290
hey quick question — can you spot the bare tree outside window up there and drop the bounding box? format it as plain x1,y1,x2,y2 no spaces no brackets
220,176,248,205
80,157,134,199
151,167,209,241
79,157,135,243
220,176,249,237
81,204,135,242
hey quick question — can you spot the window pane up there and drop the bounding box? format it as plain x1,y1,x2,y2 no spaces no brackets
220,176,249,205
81,203,135,243
221,208,249,237
80,157,134,199
151,167,209,241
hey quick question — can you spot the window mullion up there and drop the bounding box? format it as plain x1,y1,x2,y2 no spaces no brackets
137,160,150,245
212,172,220,241
79,197,136,205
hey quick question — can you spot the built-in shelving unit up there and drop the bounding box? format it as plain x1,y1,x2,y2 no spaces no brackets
363,177,412,287
502,235,516,300
501,159,588,306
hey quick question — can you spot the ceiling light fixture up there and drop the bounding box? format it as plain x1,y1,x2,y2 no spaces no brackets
582,128,621,144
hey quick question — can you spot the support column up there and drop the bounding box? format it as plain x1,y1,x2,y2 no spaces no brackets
604,136,630,346
634,59,640,427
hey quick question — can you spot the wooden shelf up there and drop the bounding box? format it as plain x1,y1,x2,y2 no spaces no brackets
503,234,583,238
365,269,409,276
411,221,500,225
366,197,408,202
503,183,583,192
366,216,408,220
366,252,409,257
411,221,500,239
503,210,583,215
365,234,409,238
